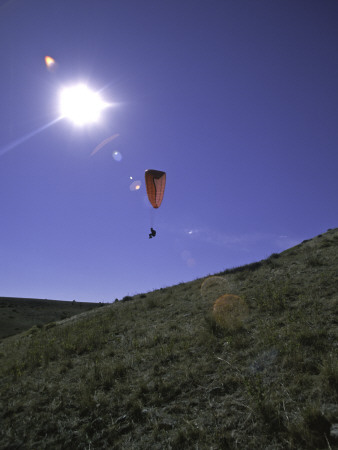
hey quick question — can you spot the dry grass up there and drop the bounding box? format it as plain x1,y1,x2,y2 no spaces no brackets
0,228,338,449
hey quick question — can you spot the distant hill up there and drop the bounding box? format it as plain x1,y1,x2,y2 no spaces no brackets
0,297,101,339
0,228,337,449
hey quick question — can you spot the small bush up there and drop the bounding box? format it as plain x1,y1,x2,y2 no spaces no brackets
145,297,160,309
306,255,324,267
27,325,40,335
321,240,332,248
266,254,281,268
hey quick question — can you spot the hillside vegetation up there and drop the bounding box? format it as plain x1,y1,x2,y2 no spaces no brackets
1,229,338,449
0,298,101,339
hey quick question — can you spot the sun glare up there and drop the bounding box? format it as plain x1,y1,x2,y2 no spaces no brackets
59,84,109,126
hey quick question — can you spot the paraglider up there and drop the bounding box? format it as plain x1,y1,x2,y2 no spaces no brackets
149,228,156,239
145,170,166,208
145,169,166,238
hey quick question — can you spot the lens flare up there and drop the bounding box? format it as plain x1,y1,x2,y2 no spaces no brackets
130,180,141,191
44,56,57,72
91,134,119,156
213,294,248,329
0,117,62,157
200,276,229,304
112,151,122,161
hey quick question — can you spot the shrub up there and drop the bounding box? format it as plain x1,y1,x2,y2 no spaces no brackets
306,255,323,267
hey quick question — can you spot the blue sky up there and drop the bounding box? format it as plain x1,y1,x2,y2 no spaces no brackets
0,0,337,302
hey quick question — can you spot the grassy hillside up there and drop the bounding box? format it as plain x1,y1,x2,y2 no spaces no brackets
1,229,337,449
0,297,101,339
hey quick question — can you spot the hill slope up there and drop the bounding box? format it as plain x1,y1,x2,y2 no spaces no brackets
0,297,101,339
1,229,337,449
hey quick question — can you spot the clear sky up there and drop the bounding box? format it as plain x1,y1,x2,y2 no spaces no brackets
0,0,337,302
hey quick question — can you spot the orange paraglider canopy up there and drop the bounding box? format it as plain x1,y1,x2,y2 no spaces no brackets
145,170,166,208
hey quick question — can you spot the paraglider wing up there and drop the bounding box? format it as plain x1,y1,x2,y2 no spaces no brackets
145,170,166,208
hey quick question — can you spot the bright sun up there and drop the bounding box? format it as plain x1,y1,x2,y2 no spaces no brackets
59,84,109,126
